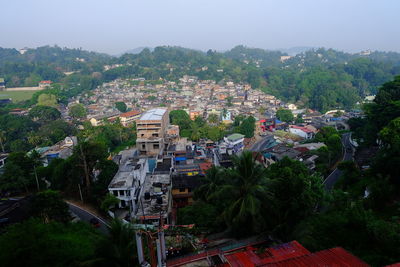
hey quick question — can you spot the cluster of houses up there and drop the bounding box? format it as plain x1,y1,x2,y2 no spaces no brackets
70,76,285,125
98,105,358,266
103,104,348,226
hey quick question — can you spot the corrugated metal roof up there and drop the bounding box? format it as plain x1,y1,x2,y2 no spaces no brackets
140,108,167,120
119,110,141,118
262,247,369,267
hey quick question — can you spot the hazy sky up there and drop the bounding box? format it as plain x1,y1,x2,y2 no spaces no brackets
1,0,399,54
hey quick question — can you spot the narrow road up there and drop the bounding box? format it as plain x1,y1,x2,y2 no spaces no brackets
67,202,110,234
323,133,353,190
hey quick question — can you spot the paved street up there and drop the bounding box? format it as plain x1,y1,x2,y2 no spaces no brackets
67,202,110,234
323,133,353,190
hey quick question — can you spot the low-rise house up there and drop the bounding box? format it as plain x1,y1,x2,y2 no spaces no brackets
171,175,202,208
89,112,120,126
9,108,28,116
289,125,316,139
37,136,78,165
294,142,325,151
166,125,180,141
266,143,301,161
189,111,201,120
0,153,8,170
38,80,52,89
224,133,245,154
119,110,141,127
0,78,5,90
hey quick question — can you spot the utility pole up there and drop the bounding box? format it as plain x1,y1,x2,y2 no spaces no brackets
78,184,83,202
33,164,40,191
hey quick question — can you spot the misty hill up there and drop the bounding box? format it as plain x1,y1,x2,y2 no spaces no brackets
279,46,316,55
119,47,153,56
1,45,400,112
0,46,111,68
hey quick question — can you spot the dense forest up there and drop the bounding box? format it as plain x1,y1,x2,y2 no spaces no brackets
1,45,400,112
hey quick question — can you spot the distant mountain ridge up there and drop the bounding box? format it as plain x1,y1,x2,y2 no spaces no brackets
118,47,153,56
278,46,316,56
1,44,400,112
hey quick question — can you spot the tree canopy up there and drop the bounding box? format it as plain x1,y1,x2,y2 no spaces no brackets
29,105,61,123
276,108,294,123
69,103,87,119
115,101,127,113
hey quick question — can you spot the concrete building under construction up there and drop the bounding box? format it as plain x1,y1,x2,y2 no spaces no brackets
136,108,169,156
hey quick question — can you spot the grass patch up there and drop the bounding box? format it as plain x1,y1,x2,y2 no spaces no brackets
0,90,38,102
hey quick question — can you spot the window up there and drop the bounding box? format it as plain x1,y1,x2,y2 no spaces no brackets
142,144,146,149
188,188,192,193
179,188,185,192
119,190,124,196
152,133,159,137
121,200,126,207
113,191,118,196
154,144,160,149
141,134,144,137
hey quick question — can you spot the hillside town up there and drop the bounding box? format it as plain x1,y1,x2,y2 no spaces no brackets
2,0,400,265
0,72,363,266
53,76,358,265
68,76,278,124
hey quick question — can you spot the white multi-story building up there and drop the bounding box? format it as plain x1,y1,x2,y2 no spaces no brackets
108,150,149,211
224,133,245,154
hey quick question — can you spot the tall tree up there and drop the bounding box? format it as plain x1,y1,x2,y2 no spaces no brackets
37,93,58,107
115,101,127,113
29,105,61,123
266,157,325,240
0,152,35,193
221,151,269,236
276,108,294,123
94,219,138,267
0,219,101,267
31,190,71,223
69,103,87,119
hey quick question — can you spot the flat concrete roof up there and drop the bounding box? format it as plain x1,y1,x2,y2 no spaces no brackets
136,173,171,219
139,108,167,121
226,133,245,142
108,158,145,189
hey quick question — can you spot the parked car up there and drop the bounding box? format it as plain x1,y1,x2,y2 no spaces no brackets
89,218,100,228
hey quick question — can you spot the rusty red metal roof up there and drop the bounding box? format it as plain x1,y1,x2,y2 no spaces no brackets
119,110,141,118
167,241,369,267
261,247,369,267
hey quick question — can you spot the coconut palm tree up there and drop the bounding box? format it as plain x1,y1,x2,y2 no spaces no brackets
28,149,42,191
91,219,137,267
208,113,219,124
220,151,270,235
195,166,226,202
